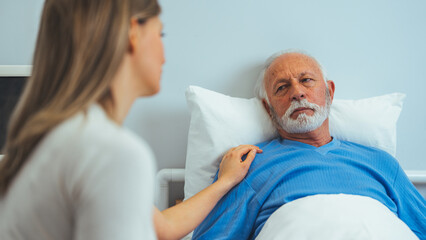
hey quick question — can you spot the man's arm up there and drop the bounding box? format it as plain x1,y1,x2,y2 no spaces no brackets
192,178,261,240
392,166,426,239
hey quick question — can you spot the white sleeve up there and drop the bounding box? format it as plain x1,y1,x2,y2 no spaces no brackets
72,142,156,240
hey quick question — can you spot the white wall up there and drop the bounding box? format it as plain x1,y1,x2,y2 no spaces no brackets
1,0,426,171
0,0,44,65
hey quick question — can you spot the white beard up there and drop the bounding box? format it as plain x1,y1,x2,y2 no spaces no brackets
271,92,331,134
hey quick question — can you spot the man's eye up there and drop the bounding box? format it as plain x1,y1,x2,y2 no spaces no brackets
276,85,286,93
301,78,312,83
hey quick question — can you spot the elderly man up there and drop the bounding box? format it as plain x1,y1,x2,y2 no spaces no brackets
192,51,426,240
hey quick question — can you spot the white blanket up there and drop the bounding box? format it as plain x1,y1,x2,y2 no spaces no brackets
256,194,418,240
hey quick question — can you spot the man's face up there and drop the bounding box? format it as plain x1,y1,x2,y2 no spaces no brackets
263,53,334,134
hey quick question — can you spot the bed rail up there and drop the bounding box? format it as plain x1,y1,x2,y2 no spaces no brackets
155,168,185,210
405,170,426,184
156,168,426,210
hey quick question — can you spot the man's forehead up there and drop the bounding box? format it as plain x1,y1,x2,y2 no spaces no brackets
266,53,322,78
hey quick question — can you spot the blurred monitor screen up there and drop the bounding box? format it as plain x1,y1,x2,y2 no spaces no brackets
0,77,27,152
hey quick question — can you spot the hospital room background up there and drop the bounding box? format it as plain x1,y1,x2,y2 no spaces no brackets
1,0,425,207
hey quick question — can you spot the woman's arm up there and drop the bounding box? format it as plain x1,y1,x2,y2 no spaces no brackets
153,145,262,240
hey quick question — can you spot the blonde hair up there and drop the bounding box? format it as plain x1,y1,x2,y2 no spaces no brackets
0,0,160,195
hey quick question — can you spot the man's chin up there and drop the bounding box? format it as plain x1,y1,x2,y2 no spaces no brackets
280,117,326,134
284,127,315,134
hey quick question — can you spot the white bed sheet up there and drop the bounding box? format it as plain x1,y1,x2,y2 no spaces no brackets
256,194,418,240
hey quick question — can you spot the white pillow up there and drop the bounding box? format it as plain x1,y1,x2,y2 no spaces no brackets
184,85,405,199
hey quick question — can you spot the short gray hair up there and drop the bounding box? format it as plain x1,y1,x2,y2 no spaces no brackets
254,49,328,103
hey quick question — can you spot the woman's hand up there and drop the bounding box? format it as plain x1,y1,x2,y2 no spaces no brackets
217,145,262,189
155,145,262,240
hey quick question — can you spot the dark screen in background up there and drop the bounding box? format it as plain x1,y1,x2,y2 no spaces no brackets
0,77,27,152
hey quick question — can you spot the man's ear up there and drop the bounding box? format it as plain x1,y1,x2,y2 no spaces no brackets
326,80,335,102
262,99,272,118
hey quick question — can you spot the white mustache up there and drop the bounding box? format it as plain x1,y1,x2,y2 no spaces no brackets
284,99,321,119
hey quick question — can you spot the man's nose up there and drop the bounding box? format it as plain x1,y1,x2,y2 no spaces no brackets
290,84,306,101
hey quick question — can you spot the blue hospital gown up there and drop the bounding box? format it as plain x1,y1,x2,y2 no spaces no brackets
192,138,426,240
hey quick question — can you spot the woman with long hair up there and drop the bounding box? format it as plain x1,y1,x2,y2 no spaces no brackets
0,0,261,239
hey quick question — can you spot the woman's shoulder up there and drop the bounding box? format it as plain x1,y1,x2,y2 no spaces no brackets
15,105,156,212
33,105,157,190
40,104,155,166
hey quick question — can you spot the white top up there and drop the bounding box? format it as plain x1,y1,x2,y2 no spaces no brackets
0,104,157,240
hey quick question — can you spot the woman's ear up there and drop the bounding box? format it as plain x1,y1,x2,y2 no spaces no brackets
128,18,140,53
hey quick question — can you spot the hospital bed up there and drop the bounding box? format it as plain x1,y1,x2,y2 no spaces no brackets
155,86,426,239
156,168,426,239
